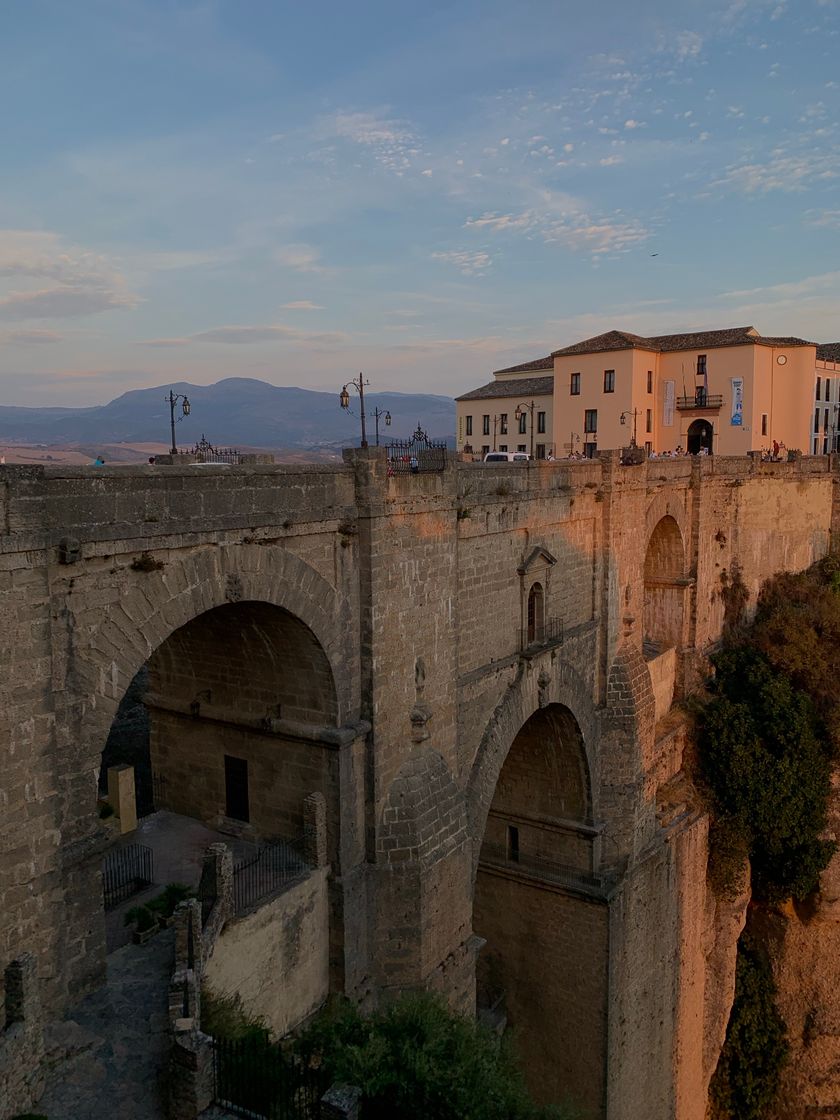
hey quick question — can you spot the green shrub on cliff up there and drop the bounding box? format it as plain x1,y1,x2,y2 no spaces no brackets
710,935,788,1120
699,643,834,901
699,556,838,903
295,993,578,1120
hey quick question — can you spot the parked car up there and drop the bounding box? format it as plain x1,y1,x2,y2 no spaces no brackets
483,451,530,463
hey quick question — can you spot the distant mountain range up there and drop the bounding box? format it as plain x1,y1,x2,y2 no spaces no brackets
0,378,455,450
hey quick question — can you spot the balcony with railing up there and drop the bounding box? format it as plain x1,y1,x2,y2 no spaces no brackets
676,392,724,412
520,614,564,652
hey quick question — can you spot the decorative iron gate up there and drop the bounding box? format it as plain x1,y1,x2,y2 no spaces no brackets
213,1035,327,1119
386,425,448,474
181,434,241,464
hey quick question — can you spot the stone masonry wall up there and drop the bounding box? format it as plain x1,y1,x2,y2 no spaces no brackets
0,452,838,1120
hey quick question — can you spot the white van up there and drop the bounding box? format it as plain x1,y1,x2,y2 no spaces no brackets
483,451,530,463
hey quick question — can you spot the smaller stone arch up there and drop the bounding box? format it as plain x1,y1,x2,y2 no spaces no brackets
643,515,688,654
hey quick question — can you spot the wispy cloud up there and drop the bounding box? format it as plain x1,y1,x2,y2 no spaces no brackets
465,202,648,256
715,149,839,193
1,328,64,345
431,250,493,276
280,300,324,310
0,230,138,320
139,323,350,346
273,244,328,273
329,110,419,175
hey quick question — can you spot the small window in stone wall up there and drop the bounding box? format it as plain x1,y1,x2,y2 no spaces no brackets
762,414,768,436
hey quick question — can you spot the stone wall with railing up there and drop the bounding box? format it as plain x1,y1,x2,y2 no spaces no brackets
166,793,328,1120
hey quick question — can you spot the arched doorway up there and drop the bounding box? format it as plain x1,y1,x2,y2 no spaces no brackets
643,516,687,655
687,418,713,454
526,582,544,644
473,704,607,1118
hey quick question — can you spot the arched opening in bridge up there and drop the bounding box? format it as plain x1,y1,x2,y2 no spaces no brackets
473,704,607,1117
687,418,713,454
643,516,686,657
526,582,544,645
98,601,337,1032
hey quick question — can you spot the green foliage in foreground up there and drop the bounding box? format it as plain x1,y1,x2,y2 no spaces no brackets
295,993,579,1120
699,557,838,902
709,935,788,1120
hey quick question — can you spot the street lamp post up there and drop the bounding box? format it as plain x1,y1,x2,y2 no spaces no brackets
339,374,370,448
166,389,191,455
514,399,538,459
373,406,392,446
620,409,640,447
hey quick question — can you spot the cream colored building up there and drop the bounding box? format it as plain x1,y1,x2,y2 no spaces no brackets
550,326,829,457
455,356,554,458
814,344,840,455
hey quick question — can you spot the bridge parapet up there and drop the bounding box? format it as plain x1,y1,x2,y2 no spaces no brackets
0,462,356,553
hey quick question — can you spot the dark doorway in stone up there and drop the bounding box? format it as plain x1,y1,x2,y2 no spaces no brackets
224,755,250,823
687,418,713,454
473,704,607,1118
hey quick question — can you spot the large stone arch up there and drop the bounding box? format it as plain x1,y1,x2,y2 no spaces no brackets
467,657,599,877
469,664,607,1117
66,542,354,789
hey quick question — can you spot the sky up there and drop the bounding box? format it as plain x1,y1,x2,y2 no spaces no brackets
1,0,839,406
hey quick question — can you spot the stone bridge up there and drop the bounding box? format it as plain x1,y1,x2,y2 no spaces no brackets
1,450,838,1120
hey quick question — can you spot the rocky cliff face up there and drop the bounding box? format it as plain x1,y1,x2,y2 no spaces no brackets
765,770,840,1119
701,862,751,1103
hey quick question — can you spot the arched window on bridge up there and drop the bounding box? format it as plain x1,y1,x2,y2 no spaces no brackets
527,582,544,644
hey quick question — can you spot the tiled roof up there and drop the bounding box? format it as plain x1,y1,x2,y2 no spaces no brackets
817,342,840,363
552,330,658,357
552,325,816,358
650,326,759,351
455,375,554,402
492,355,554,375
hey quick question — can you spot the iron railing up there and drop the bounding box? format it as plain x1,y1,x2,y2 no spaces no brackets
521,615,564,651
676,394,723,410
387,424,448,474
213,1035,327,1119
102,843,154,910
180,434,241,464
233,839,310,915
479,841,609,894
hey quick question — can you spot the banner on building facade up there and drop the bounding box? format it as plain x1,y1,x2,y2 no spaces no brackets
663,380,675,426
730,378,744,426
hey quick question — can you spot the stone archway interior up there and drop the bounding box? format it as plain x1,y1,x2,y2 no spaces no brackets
103,600,338,840
473,704,607,1117
643,516,686,655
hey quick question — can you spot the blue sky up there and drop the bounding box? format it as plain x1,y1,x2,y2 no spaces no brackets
1,0,839,405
